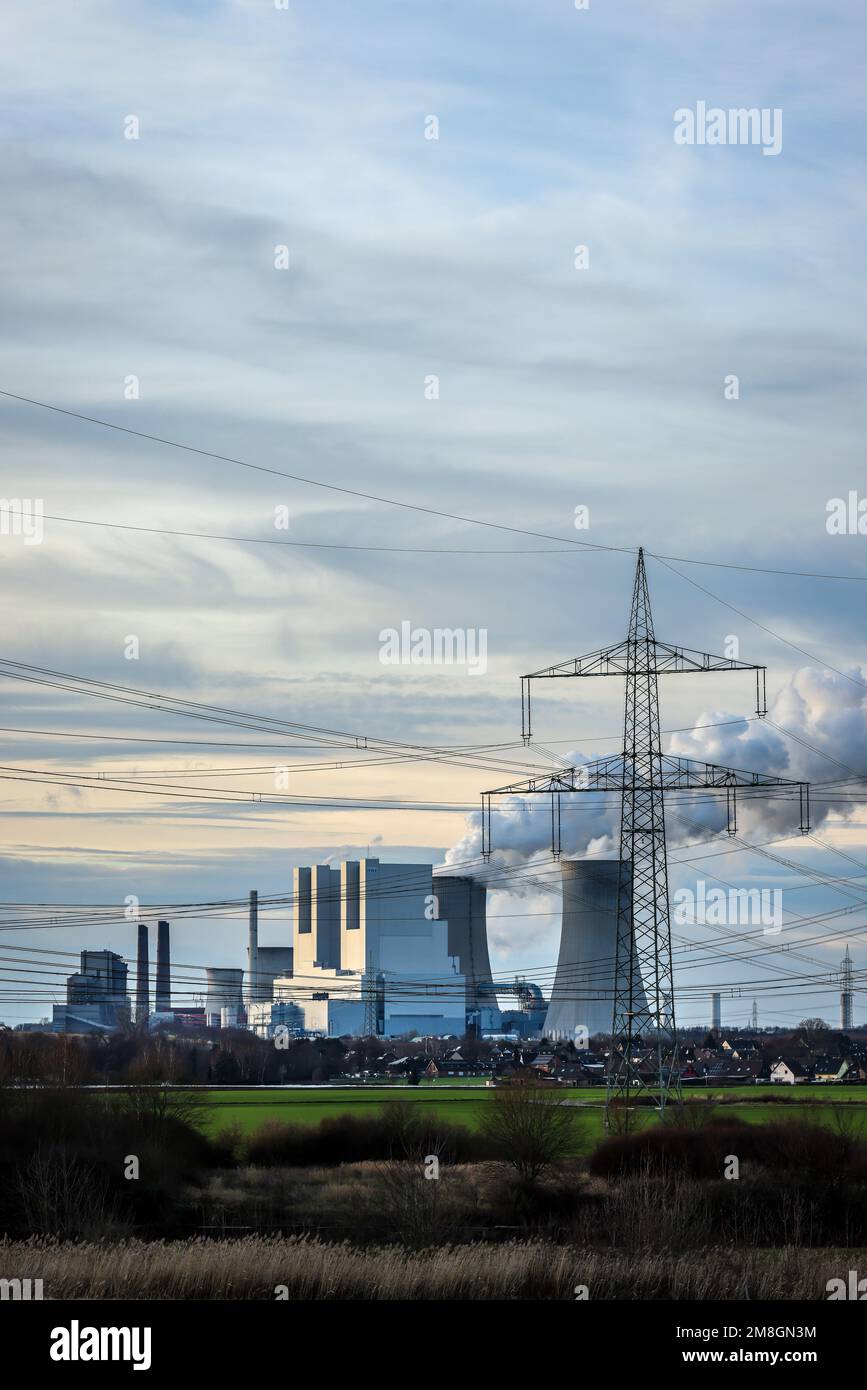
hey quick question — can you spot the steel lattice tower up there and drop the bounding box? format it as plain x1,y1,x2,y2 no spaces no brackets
608,551,679,1115
840,944,854,1032
481,548,811,1128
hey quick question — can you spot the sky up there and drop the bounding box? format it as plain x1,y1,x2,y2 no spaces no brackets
1,0,866,1028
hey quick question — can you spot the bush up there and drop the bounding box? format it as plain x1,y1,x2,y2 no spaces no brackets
589,1118,865,1181
0,1085,230,1238
246,1101,487,1167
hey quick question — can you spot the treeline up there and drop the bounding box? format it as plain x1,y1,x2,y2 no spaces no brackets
0,1030,504,1087
1,1030,357,1086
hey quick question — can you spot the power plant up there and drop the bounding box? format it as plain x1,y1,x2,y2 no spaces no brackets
278,858,471,1038
40,863,852,1047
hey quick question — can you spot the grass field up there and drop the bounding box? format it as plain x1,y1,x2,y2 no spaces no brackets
196,1082,867,1141
200,1087,496,1135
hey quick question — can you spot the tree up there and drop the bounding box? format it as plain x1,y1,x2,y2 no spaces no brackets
480,1081,577,1182
798,1018,830,1049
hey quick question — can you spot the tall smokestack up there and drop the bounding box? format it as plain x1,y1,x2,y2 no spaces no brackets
247,889,259,1005
156,920,171,1012
711,992,721,1033
136,922,150,1024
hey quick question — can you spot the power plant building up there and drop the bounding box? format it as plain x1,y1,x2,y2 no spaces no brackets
279,858,480,1037
544,859,648,1042
52,949,131,1033
436,874,497,1027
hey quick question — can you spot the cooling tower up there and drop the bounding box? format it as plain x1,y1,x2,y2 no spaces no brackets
436,875,495,1016
204,967,243,1028
544,859,648,1042
135,922,149,1024
253,946,294,1001
155,920,171,1013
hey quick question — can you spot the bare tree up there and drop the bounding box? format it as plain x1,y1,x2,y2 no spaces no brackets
480,1083,577,1182
797,1018,830,1049
15,1147,121,1238
122,1055,205,1135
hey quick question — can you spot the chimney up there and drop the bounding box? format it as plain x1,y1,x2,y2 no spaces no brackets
136,922,150,1024
247,889,259,1005
155,920,171,1012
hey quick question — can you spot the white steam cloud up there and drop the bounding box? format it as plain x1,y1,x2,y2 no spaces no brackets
445,666,867,874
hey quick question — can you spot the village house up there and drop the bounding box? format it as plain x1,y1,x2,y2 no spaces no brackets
770,1057,812,1085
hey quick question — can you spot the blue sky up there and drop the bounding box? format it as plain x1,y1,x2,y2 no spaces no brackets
1,0,866,1028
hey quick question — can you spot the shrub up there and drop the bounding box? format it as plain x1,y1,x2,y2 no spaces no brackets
246,1102,485,1167
589,1118,864,1181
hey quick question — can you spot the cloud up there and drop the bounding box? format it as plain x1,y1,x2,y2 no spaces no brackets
445,665,867,871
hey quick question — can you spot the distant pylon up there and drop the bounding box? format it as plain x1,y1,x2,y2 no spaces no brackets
362,950,377,1036
751,998,759,1031
841,945,854,1031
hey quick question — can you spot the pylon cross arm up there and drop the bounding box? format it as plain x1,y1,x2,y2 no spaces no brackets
481,753,805,797
520,642,768,740
479,755,809,857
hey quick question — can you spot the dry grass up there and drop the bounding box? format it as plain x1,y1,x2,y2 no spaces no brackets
0,1234,862,1300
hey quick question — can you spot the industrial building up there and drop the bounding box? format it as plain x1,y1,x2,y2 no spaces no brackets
248,998,305,1039
544,859,648,1042
246,890,294,1003
52,949,131,1033
436,874,497,1028
273,858,485,1038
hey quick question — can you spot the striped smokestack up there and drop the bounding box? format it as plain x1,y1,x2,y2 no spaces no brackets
155,919,171,1012
135,922,150,1024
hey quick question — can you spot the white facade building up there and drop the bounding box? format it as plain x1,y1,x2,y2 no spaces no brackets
283,858,469,1037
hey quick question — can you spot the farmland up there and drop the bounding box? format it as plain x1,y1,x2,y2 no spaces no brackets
195,1081,867,1140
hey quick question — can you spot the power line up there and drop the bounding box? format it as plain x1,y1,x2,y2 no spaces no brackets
3,388,867,583
654,554,867,695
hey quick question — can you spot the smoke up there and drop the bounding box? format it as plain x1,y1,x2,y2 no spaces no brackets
445,665,867,874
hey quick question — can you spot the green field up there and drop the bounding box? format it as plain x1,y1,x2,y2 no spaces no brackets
195,1082,867,1142
199,1086,495,1135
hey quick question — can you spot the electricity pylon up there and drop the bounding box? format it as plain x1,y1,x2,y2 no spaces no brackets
481,548,810,1128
